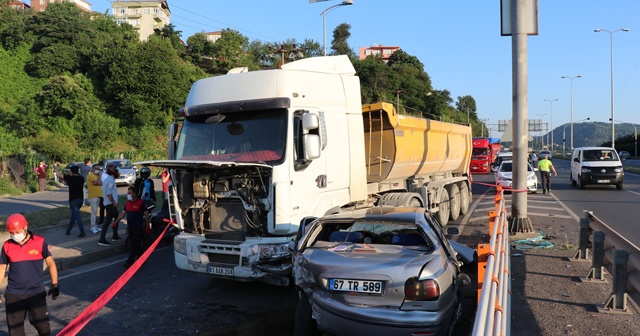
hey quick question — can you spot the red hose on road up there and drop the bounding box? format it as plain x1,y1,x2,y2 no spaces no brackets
57,221,174,336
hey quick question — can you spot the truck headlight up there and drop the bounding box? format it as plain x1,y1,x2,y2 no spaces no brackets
581,168,591,173
174,237,187,255
615,167,623,173
249,243,291,260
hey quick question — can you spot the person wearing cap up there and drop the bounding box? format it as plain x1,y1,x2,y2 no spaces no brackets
0,214,59,336
537,154,557,194
98,165,122,246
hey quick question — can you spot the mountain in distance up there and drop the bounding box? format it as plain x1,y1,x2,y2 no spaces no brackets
536,121,639,150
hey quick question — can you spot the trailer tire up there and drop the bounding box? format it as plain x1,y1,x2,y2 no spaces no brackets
459,182,470,216
437,188,450,227
448,184,461,221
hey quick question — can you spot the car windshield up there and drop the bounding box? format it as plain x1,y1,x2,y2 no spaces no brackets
499,162,532,172
108,160,132,169
176,109,287,164
582,150,618,162
302,220,435,251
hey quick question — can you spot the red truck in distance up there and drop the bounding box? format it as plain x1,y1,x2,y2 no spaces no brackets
470,138,501,174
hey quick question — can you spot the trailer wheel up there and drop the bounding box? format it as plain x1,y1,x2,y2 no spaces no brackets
459,182,470,216
448,184,461,221
437,188,450,227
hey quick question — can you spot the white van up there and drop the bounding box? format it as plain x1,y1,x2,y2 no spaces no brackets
570,147,624,190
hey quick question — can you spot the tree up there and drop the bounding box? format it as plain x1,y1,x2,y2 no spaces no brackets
330,23,355,58
456,95,477,121
155,23,185,54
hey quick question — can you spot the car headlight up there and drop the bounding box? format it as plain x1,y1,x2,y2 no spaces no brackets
581,168,591,173
249,243,291,260
127,172,135,177
174,236,187,255
527,175,536,181
615,167,623,173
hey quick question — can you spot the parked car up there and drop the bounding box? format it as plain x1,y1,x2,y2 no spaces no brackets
98,159,138,186
494,160,538,193
493,151,512,172
293,207,473,336
619,151,631,160
61,162,84,176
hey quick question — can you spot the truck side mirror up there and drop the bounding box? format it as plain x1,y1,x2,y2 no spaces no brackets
304,134,321,160
302,113,319,131
168,123,178,160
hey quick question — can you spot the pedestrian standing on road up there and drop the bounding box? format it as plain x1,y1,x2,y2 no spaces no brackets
87,164,103,234
35,162,48,192
0,213,59,336
97,165,110,226
56,165,86,237
53,161,60,183
161,168,171,201
80,158,92,206
98,165,122,246
112,187,150,268
537,154,557,194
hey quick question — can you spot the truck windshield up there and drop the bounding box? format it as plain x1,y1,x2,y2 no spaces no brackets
176,109,287,164
472,148,489,157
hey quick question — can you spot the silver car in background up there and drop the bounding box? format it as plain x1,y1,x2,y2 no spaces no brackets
293,207,473,336
99,159,137,186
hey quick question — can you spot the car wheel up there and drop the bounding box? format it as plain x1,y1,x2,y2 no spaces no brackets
577,175,585,190
295,292,320,336
616,183,623,190
458,182,470,216
437,188,450,227
448,184,461,221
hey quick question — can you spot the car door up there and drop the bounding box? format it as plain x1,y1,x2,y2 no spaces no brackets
570,149,580,182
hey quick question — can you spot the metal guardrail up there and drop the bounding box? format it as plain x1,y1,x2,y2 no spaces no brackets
572,210,640,313
473,189,511,335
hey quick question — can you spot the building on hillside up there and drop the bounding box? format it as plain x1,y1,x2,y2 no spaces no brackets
110,0,171,41
203,31,222,43
358,44,400,62
8,1,30,10
30,0,91,12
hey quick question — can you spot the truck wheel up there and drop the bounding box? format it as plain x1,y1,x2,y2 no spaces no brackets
437,188,450,227
616,183,623,190
458,182,470,216
448,184,461,221
295,293,320,336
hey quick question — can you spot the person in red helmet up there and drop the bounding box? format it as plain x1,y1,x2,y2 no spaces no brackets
0,214,59,336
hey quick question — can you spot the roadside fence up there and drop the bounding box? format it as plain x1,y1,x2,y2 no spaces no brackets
572,210,640,314
473,187,511,335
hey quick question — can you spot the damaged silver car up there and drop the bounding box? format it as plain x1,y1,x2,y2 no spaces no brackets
293,206,474,336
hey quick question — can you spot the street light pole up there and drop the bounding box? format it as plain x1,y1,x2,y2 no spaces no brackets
321,0,354,56
562,124,568,157
595,28,630,149
544,99,558,153
561,75,582,152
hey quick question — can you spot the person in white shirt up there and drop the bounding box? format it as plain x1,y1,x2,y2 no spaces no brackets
98,165,122,246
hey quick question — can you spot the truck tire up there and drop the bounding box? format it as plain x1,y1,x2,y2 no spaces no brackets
448,184,461,221
458,182,470,216
437,188,450,227
295,292,320,336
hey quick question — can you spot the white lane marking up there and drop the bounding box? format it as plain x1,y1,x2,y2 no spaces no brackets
626,189,640,197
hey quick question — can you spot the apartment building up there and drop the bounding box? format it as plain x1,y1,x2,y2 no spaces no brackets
30,0,91,12
7,1,30,10
359,44,400,62
203,31,222,43
111,0,171,41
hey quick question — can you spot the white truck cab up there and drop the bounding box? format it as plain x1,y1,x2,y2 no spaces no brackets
570,147,623,190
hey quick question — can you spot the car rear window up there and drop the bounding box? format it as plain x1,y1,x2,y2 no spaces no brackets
302,220,435,250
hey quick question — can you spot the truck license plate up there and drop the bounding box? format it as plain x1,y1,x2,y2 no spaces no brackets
329,278,383,294
597,180,610,183
207,266,234,276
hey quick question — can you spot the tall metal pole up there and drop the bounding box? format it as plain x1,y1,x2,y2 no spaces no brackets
561,76,581,152
536,113,546,149
510,0,532,233
544,99,557,152
562,124,568,157
595,28,629,149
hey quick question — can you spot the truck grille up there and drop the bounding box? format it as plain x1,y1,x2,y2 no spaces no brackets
207,253,240,265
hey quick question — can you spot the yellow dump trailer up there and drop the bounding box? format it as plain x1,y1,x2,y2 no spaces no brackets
362,102,473,226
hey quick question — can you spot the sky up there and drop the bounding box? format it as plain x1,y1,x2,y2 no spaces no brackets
91,1,640,138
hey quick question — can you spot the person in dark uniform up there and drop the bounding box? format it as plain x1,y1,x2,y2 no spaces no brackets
57,165,86,237
112,187,151,268
0,214,59,336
